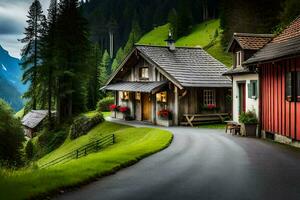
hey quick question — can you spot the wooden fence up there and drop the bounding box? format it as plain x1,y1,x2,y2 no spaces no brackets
39,134,115,169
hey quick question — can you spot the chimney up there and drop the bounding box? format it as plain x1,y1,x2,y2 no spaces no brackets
165,31,176,51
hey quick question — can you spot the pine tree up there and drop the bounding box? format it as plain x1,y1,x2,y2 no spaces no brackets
55,0,91,121
99,50,110,87
87,44,102,110
20,0,46,110
123,20,142,56
112,47,124,71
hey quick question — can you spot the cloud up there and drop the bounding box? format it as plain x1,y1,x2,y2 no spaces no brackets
0,0,49,58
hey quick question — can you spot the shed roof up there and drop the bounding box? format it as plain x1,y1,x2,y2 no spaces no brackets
135,45,232,88
22,110,55,129
227,33,273,52
245,16,300,64
102,81,168,93
223,66,255,76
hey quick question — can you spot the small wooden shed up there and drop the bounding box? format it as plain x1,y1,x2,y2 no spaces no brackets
22,110,55,138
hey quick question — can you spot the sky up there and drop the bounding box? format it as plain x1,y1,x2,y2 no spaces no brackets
0,0,49,58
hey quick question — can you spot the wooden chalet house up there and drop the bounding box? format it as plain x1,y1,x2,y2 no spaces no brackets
243,16,300,145
102,37,232,126
224,33,273,124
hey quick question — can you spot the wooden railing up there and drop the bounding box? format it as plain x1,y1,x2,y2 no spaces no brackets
39,134,115,169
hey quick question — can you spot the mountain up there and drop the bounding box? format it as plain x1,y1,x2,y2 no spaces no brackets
0,45,25,111
0,45,27,93
0,76,23,111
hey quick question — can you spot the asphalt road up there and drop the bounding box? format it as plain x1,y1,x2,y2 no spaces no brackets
55,122,300,200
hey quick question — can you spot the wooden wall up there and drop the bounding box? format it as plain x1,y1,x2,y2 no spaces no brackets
260,57,300,140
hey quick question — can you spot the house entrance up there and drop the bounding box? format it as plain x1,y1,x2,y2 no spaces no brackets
142,93,152,121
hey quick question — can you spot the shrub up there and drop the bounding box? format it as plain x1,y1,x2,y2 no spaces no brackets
25,140,34,160
239,110,258,124
37,129,68,156
119,106,130,114
0,99,25,167
70,113,104,140
97,97,114,112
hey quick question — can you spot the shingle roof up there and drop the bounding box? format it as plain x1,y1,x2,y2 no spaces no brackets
136,45,232,88
102,81,168,93
245,16,300,64
223,66,255,76
228,33,273,52
22,110,55,129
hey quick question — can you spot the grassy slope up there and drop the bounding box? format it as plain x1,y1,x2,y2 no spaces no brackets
138,19,232,67
0,122,173,200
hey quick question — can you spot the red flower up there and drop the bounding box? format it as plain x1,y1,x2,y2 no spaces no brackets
158,109,172,120
119,106,130,113
110,104,118,111
207,104,216,110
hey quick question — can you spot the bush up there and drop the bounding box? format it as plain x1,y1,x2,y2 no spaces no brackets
97,97,114,112
239,110,258,124
37,129,68,157
25,140,34,160
70,113,104,140
0,99,25,167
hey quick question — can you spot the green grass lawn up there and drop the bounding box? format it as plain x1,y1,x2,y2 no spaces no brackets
138,19,232,67
197,123,226,129
0,122,173,200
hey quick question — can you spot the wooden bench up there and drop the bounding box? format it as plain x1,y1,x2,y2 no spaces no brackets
181,113,230,127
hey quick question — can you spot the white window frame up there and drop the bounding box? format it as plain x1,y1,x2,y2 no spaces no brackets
236,51,243,67
140,67,149,79
203,89,216,106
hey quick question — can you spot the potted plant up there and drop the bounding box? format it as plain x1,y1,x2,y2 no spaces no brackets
119,106,130,120
109,104,119,118
239,110,258,137
157,109,173,127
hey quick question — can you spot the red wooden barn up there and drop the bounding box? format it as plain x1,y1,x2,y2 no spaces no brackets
245,16,300,144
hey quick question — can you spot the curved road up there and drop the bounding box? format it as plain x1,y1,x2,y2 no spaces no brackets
55,121,300,200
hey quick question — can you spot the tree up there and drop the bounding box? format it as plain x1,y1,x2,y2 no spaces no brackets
55,0,91,121
123,20,142,56
112,47,124,71
280,0,300,27
25,140,34,160
99,50,110,87
87,44,102,110
176,0,193,37
20,0,46,110
0,99,25,167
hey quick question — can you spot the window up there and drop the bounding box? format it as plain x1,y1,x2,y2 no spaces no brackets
156,91,167,103
286,71,300,102
120,91,129,100
248,80,258,99
236,51,243,67
203,89,216,106
139,67,149,79
135,92,141,101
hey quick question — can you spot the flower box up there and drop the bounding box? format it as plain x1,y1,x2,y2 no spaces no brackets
157,118,173,127
116,112,124,119
111,111,116,118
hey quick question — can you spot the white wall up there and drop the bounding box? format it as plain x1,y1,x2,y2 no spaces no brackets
232,74,259,122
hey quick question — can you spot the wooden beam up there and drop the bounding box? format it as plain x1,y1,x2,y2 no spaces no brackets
174,86,179,126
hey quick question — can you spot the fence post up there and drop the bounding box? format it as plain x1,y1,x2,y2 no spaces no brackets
112,134,115,144
76,150,79,159
84,148,87,156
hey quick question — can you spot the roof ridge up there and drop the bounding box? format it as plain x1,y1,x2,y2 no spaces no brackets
135,44,203,49
233,33,274,38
